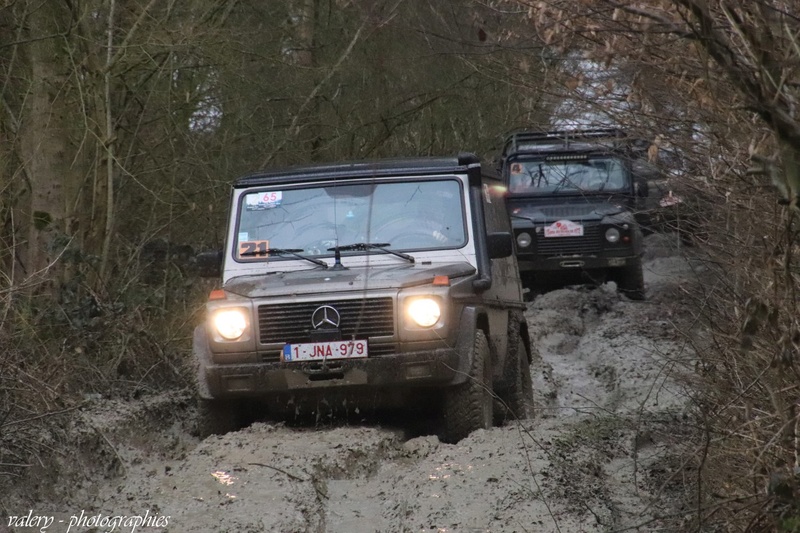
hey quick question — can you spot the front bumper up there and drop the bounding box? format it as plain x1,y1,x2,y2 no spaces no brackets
203,350,461,398
517,252,638,272
194,328,467,400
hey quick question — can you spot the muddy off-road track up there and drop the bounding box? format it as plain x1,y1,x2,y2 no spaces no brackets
8,234,702,533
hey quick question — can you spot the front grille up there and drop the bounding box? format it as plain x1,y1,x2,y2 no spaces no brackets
536,224,601,257
540,205,598,218
258,298,395,355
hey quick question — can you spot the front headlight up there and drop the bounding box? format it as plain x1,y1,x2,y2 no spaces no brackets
212,308,248,340
406,298,441,328
516,232,532,248
605,228,620,243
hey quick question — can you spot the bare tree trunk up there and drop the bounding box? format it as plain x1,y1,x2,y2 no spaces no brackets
17,1,76,290
286,0,316,68
98,0,116,285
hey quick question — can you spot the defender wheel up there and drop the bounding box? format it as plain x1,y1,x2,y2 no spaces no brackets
196,398,241,438
615,260,645,301
442,330,493,444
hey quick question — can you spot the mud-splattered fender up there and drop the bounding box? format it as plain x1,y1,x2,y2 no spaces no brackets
193,326,214,400
449,306,488,386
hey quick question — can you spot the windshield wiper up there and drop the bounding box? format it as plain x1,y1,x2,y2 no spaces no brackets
240,247,328,268
328,242,415,264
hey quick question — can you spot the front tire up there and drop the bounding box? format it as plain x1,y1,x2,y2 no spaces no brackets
196,398,241,438
441,330,493,444
499,335,535,423
614,260,645,300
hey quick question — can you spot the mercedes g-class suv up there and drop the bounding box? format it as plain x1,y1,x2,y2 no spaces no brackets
193,154,533,443
499,129,649,300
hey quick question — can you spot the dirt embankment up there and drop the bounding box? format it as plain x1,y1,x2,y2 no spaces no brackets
6,234,701,533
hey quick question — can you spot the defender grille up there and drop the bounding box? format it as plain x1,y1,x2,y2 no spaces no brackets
540,205,598,218
536,224,601,256
257,298,395,356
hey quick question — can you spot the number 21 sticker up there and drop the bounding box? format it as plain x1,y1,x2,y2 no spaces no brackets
239,240,269,258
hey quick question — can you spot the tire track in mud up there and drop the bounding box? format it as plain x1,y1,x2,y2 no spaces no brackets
519,238,700,530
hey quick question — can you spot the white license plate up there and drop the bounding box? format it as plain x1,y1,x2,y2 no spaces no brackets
282,340,368,362
544,220,584,238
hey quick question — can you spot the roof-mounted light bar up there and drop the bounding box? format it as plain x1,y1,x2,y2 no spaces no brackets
502,128,629,157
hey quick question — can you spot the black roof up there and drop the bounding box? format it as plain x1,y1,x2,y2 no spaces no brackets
234,153,481,188
501,128,642,158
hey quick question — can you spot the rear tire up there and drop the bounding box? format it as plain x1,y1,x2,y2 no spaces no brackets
614,260,645,300
442,330,493,444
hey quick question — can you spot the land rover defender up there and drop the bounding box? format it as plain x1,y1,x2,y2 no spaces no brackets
193,154,533,443
499,129,648,300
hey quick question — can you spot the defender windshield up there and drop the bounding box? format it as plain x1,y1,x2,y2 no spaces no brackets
507,157,628,194
235,179,466,261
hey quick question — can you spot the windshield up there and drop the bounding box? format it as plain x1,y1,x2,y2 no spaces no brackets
234,179,466,261
507,157,629,194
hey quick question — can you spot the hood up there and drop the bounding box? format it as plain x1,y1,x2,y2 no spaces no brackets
223,261,477,298
509,197,625,224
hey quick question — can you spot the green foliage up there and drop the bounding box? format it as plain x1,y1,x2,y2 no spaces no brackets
782,516,800,532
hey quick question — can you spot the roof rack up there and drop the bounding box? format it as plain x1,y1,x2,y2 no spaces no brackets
233,154,484,188
502,128,628,156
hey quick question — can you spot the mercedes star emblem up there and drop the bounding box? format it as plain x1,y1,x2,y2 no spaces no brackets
311,305,341,329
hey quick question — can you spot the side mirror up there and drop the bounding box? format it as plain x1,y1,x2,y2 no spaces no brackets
486,232,513,259
196,250,222,278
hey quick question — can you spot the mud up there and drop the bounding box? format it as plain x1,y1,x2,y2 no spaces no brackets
6,233,702,532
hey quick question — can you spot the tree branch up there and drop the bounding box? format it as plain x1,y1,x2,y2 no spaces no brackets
260,20,368,167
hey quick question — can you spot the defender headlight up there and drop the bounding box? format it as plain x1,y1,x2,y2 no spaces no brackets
605,228,620,243
517,232,532,248
213,308,248,340
406,298,441,328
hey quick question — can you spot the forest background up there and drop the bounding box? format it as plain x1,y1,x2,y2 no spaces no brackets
1,1,799,530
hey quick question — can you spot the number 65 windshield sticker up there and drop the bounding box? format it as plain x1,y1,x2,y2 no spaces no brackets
239,240,270,258
245,191,282,210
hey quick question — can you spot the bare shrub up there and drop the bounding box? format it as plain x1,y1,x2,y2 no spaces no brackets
663,137,800,530
0,237,206,493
